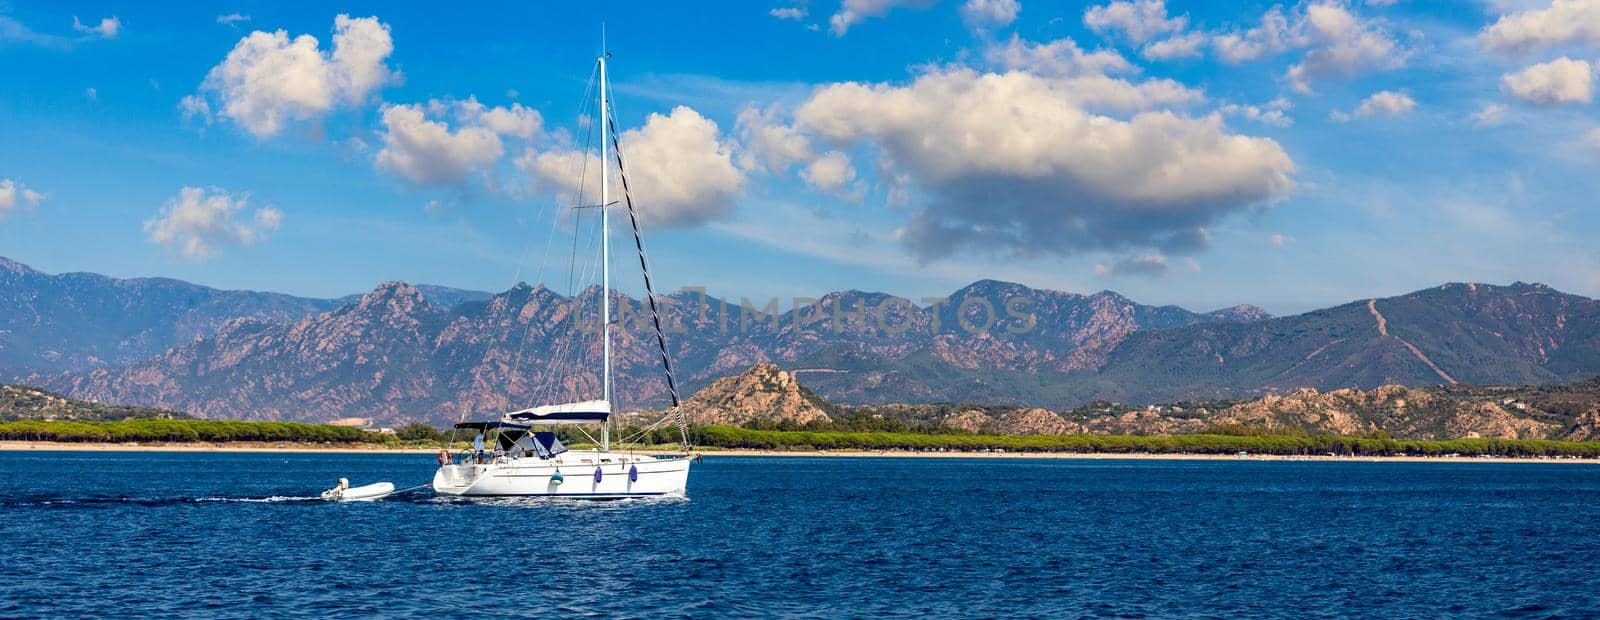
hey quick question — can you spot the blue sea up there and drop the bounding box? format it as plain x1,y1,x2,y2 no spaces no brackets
2,452,1598,618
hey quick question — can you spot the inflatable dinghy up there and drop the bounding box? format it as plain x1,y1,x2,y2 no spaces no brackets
320,478,395,502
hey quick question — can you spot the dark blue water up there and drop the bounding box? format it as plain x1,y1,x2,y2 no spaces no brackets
2,452,1598,618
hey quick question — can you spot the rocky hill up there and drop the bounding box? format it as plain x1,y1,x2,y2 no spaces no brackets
1081,378,1600,441
679,363,834,426
699,365,1600,441
0,384,189,421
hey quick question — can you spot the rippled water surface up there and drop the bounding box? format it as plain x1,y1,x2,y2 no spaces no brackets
2,452,1598,617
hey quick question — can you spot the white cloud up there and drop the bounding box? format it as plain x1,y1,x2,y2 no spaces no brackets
792,68,1295,259
217,13,251,27
84,87,97,100
375,103,505,187
196,15,397,138
801,150,858,193
1472,103,1509,126
736,105,815,173
770,7,808,20
329,15,396,99
452,96,543,139
1270,233,1289,247
1212,2,1405,90
961,0,1021,30
1,14,121,48
1285,2,1405,93
1095,253,1172,277
984,34,1136,77
0,179,44,220
1481,0,1600,56
144,187,280,260
517,148,592,199
72,15,120,38
1331,89,1416,121
1052,73,1206,110
1585,127,1600,152
1084,0,1187,43
976,37,1209,110
829,0,935,36
612,107,745,225
1501,57,1594,105
0,16,70,48
519,106,745,228
1213,6,1294,62
179,95,212,124
1220,97,1293,127
1142,32,1206,60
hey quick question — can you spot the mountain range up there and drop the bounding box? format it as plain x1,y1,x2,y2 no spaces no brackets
4,256,1599,426
0,256,487,376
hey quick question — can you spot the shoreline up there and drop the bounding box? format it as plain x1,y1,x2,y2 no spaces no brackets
697,450,1600,464
0,440,438,454
2,441,1596,463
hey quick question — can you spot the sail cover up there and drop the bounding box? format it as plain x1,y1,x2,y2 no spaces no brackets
503,399,611,425
531,432,567,458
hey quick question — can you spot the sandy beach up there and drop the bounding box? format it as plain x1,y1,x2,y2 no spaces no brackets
2,440,1596,464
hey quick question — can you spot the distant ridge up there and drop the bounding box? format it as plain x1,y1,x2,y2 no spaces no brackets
1088,281,1600,403
0,256,489,376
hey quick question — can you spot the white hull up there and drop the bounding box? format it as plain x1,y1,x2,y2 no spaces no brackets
322,481,394,502
432,450,691,499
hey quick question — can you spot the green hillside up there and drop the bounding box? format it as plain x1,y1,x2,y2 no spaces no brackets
1,384,191,422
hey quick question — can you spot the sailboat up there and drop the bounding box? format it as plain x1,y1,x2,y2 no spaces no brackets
431,49,695,499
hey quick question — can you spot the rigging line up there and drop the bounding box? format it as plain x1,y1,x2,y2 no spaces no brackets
535,192,606,408
605,111,691,446
571,423,601,449
533,65,596,292
532,213,599,409
523,64,602,407
510,63,600,398
617,410,677,445
535,208,588,404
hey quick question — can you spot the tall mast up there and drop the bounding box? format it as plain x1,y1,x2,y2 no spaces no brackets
599,48,612,453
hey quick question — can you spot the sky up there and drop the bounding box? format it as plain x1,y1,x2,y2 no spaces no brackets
2,0,1599,315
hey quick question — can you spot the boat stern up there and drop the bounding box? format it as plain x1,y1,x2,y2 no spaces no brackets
432,464,479,495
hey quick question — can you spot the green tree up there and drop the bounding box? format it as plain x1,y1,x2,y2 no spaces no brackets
396,422,442,442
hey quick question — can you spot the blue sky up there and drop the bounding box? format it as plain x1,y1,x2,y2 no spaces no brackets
2,0,1599,315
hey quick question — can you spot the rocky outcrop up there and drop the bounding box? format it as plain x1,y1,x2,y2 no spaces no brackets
991,408,1075,435
941,409,991,433
681,364,834,426
1559,406,1600,441
1204,384,1564,440
1206,304,1272,322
